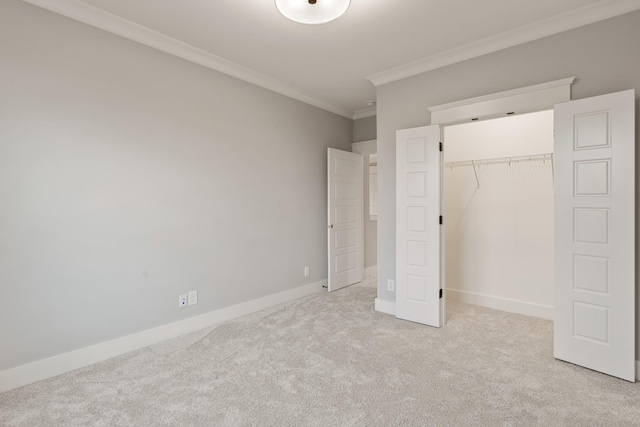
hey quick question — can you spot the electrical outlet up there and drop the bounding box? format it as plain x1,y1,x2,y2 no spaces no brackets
188,290,198,306
179,294,187,307
304,266,310,277
387,279,395,292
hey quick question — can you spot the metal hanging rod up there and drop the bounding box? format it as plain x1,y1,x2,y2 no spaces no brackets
444,153,554,189
444,153,553,169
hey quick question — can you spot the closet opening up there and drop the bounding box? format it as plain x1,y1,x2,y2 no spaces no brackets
442,110,554,320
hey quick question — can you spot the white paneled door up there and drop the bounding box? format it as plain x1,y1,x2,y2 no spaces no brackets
554,90,635,382
327,148,363,292
396,125,443,327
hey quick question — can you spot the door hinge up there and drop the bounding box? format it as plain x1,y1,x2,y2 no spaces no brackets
439,215,443,225
439,142,443,152
439,289,443,299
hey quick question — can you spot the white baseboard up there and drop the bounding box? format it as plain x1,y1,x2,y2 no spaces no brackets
375,298,396,316
0,280,326,394
446,289,554,320
364,265,378,277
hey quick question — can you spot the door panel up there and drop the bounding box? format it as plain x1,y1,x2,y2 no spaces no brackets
554,90,635,381
396,125,443,327
328,148,363,292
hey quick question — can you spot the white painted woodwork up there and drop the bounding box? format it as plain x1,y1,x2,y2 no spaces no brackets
351,140,377,155
0,278,326,393
21,1,640,118
554,89,635,382
365,3,640,86
396,125,443,326
328,148,364,292
429,78,574,125
351,142,378,221
353,107,377,120
369,162,378,220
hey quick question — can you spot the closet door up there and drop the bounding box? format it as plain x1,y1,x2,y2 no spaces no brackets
554,90,635,381
396,125,443,327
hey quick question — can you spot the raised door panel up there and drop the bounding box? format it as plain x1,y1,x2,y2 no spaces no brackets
328,148,363,292
554,90,635,382
396,126,442,327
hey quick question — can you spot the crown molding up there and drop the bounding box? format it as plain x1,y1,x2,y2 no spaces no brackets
20,0,354,119
352,106,377,120
367,0,640,87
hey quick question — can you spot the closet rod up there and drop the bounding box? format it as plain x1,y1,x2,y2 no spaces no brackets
445,153,554,189
444,153,553,169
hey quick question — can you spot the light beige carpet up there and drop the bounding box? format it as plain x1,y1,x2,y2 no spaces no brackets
1,277,639,426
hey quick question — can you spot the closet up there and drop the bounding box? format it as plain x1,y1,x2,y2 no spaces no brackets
396,87,635,381
443,110,554,319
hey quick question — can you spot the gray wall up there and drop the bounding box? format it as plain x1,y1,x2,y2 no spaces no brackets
376,10,640,357
0,0,352,371
353,115,377,142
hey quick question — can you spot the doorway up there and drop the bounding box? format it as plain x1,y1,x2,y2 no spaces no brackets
442,110,555,319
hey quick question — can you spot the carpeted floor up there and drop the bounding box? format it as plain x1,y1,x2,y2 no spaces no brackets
1,276,639,426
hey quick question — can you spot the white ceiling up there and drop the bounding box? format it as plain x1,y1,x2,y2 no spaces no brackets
22,0,640,118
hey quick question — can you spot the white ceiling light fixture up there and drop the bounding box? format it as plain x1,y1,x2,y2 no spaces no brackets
275,0,351,25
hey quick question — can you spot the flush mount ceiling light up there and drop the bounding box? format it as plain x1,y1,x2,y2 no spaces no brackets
275,0,351,25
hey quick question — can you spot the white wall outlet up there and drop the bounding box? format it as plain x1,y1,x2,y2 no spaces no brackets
188,290,198,306
304,266,310,277
179,294,187,307
387,279,395,292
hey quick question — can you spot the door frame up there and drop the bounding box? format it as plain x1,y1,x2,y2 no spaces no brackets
440,110,555,320
428,77,575,125
351,140,378,278
385,77,576,318
428,77,575,309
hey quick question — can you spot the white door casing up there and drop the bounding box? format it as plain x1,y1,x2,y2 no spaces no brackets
396,125,443,327
554,89,635,382
328,148,364,292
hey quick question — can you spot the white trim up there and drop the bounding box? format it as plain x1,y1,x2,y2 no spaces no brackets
429,77,575,113
429,77,574,125
366,0,640,86
19,0,352,119
0,279,326,393
374,298,396,316
447,289,554,320
353,106,377,120
351,140,377,155
364,265,378,278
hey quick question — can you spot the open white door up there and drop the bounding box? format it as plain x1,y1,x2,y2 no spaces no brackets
327,148,363,292
554,90,635,381
396,125,443,327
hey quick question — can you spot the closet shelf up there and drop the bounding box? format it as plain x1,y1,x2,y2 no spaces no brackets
444,153,554,188
444,153,553,169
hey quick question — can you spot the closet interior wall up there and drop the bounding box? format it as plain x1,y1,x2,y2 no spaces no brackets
443,110,554,318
